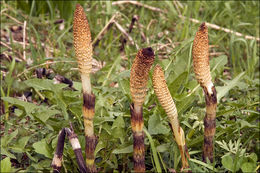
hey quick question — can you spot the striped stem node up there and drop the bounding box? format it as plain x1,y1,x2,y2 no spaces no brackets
130,47,155,172
73,4,97,172
192,22,217,163
152,65,189,169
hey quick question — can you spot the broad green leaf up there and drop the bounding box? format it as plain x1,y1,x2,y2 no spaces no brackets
102,123,112,135
216,72,245,102
239,120,257,128
118,70,130,78
118,79,130,97
33,139,52,158
33,109,60,123
241,162,256,173
94,116,114,125
148,113,169,135
248,153,258,163
24,78,67,91
72,81,82,91
0,147,16,159
14,109,23,117
169,72,188,96
222,154,233,171
236,81,248,90
95,141,106,155
176,94,196,115
1,129,18,147
156,143,169,152
112,145,133,154
111,116,125,129
26,151,38,162
24,78,53,91
0,157,12,173
9,136,31,153
23,79,68,119
168,56,187,78
189,158,217,171
210,55,228,74
112,116,125,143
235,156,247,172
1,97,38,116
37,159,52,169
101,55,121,87
1,97,60,123
50,84,69,120
112,127,125,144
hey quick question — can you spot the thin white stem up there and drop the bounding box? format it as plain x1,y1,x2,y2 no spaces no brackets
81,74,91,94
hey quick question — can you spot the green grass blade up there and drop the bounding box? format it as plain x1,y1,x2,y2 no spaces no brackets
143,128,162,173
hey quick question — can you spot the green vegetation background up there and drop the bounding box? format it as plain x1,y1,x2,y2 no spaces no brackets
1,1,259,172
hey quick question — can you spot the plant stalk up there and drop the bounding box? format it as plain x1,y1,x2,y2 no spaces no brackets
130,47,155,172
152,65,189,169
51,127,87,173
192,23,217,163
73,4,97,172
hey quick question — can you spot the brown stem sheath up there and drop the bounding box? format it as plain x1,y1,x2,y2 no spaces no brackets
130,104,145,172
202,86,217,163
82,92,97,173
130,48,155,172
192,23,217,163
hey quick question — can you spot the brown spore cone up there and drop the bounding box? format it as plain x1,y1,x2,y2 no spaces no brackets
130,47,155,106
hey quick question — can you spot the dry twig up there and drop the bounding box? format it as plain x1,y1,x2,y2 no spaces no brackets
92,12,119,47
2,12,23,25
112,1,167,13
114,21,139,50
23,21,27,61
179,15,260,41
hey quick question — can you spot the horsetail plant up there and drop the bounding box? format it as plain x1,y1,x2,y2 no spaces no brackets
130,47,155,172
152,65,189,170
192,23,217,163
73,4,97,172
51,124,87,173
